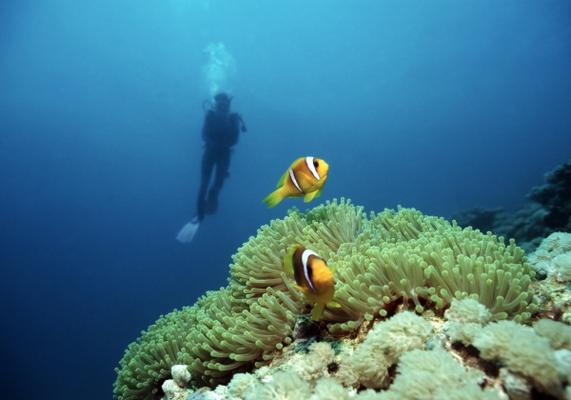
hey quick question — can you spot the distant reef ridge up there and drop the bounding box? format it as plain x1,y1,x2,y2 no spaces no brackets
113,198,571,400
453,159,571,253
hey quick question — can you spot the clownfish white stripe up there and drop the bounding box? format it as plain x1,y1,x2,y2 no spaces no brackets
306,156,320,180
301,249,319,292
289,168,303,193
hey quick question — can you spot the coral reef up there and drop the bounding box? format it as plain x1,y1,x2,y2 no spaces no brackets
451,207,504,235
160,299,571,399
115,200,547,400
453,160,571,252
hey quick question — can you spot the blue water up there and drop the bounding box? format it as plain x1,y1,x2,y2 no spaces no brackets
1,1,570,398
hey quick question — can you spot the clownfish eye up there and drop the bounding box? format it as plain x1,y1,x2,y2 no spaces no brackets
314,160,319,168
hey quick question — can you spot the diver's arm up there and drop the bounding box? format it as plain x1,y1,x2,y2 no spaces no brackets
202,112,215,144
237,114,247,132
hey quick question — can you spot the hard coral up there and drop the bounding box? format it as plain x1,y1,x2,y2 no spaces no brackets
473,320,562,397
226,373,257,400
528,232,571,279
309,377,351,400
114,200,538,400
379,348,499,400
444,298,491,345
286,341,336,383
337,312,432,389
243,371,310,400
534,319,571,350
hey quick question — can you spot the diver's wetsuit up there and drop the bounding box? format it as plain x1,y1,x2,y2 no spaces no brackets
196,110,241,220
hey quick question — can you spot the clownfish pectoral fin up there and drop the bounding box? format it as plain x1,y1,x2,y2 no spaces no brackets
310,302,326,321
327,301,342,309
303,190,320,203
283,246,297,276
328,263,336,275
263,187,286,208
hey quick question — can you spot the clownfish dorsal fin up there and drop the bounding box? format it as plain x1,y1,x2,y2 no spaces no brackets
283,246,297,276
276,169,289,189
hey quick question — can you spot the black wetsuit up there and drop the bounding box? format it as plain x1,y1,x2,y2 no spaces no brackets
196,110,241,220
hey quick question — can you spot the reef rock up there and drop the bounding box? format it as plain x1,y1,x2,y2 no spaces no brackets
453,159,571,252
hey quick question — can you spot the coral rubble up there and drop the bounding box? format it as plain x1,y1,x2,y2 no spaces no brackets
114,200,570,400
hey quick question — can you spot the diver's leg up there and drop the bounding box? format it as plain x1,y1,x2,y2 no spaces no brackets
197,148,215,220
207,149,231,213
212,149,230,191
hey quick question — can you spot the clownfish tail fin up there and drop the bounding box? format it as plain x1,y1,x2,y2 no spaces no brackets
263,187,285,208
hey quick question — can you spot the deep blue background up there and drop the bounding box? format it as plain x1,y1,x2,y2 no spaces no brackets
1,1,570,398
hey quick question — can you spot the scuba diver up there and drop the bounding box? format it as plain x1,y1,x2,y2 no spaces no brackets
177,92,247,243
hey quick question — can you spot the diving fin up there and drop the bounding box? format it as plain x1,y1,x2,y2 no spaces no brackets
176,217,200,244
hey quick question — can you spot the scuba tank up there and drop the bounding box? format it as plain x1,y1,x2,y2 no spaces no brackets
201,96,247,147
202,96,246,131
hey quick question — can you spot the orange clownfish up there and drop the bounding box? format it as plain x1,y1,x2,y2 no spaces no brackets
283,245,341,320
263,157,329,208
